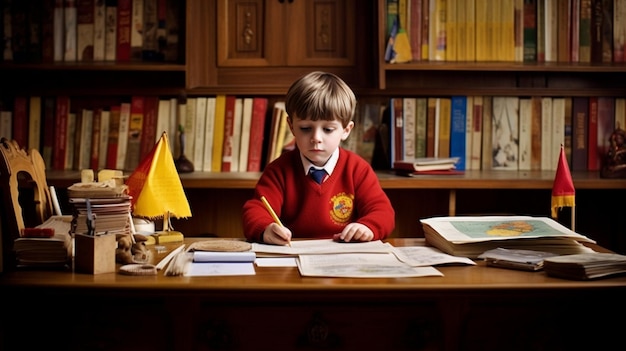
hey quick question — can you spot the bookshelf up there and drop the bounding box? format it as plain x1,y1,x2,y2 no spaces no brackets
1,0,625,256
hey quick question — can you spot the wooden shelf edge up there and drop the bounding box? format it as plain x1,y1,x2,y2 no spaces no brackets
45,170,626,190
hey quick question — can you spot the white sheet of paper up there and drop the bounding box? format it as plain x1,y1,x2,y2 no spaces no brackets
296,253,443,278
251,239,394,256
185,262,256,276
255,257,298,267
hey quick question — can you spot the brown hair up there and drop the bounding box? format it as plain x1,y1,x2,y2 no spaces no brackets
285,71,356,128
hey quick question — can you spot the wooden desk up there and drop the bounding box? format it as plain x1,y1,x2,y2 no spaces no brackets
1,238,624,351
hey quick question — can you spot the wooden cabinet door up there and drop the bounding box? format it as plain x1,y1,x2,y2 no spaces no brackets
217,0,355,67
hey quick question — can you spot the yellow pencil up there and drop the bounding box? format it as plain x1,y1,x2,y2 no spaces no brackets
260,196,291,247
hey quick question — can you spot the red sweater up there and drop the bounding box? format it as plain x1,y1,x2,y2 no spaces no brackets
242,148,395,242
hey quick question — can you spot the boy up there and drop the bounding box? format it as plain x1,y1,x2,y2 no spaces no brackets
242,71,395,245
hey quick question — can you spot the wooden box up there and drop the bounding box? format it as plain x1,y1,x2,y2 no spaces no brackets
74,233,116,274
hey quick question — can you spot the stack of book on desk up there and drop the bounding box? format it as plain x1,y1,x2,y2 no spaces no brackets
420,216,596,259
543,253,626,280
67,182,132,236
13,215,73,268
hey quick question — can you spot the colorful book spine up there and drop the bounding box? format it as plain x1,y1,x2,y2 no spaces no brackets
449,96,467,170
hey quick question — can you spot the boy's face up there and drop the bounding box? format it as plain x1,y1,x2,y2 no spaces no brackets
289,115,354,167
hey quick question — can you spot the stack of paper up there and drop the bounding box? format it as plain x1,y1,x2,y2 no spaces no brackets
69,196,132,236
543,253,626,280
420,216,597,259
13,215,73,268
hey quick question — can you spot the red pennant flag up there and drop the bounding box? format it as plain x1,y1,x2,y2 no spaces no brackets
551,145,575,218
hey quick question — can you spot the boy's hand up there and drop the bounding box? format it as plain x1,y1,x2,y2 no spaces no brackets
263,222,292,246
333,223,374,242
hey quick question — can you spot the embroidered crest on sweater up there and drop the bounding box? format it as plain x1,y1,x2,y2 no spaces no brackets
330,192,354,224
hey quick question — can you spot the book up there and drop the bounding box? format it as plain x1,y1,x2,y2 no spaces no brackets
556,0,570,62
551,97,565,170
51,0,65,62
464,96,473,170
10,0,28,62
414,97,427,159
130,0,143,60
579,0,592,63
64,0,77,62
480,96,493,170
522,0,537,62
491,96,519,170
614,0,626,62
449,96,466,170
408,0,422,61
203,96,217,172
163,0,180,61
420,215,596,259
571,97,589,171
518,98,531,171
541,97,553,170
402,97,416,160
425,97,436,157
247,97,268,172
0,110,12,141
141,0,159,60
587,96,599,170
105,104,121,169
221,95,237,172
115,102,131,170
12,96,28,149
53,96,70,170
97,109,110,170
76,0,94,61
192,96,206,171
469,96,482,170
563,97,573,164
90,108,102,170
2,0,13,61
65,111,76,169
212,95,227,172
265,101,285,165
139,96,158,161
237,97,253,172
390,97,404,162
571,0,580,62
28,96,41,152
230,97,243,172
394,156,460,173
116,0,131,61
41,0,56,62
544,252,626,280
93,0,106,61
41,97,56,168
125,95,144,170
436,97,451,158
104,0,117,61
76,108,93,170
182,97,196,164
530,96,542,170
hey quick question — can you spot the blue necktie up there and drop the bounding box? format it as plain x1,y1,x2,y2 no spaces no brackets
309,168,326,184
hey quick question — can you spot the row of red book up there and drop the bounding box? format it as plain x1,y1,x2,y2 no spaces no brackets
380,95,625,172
1,0,181,63
386,0,625,63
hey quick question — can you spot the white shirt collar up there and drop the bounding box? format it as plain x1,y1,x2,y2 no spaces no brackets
301,148,339,176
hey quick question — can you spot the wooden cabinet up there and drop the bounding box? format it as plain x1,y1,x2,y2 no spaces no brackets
186,0,374,91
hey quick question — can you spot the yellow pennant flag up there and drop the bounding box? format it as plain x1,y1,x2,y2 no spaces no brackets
551,145,575,218
126,132,191,219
